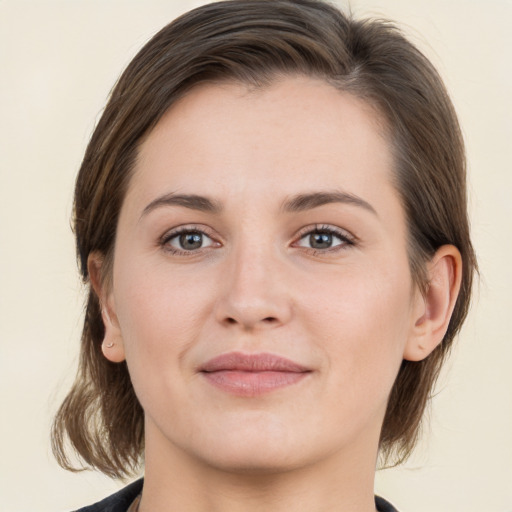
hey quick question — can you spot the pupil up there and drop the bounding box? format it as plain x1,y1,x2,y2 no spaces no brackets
310,232,332,249
180,232,202,250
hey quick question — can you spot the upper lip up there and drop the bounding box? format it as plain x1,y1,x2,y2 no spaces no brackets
200,352,310,373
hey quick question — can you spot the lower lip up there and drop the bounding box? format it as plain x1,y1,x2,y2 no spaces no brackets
201,370,309,397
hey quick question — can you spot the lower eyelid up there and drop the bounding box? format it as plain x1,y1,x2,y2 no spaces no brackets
297,237,349,250
159,225,355,255
173,233,212,248
159,227,208,251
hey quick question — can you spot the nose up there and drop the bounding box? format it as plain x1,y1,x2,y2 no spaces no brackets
214,243,293,331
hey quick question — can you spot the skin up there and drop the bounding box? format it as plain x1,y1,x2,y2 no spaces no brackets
90,76,462,512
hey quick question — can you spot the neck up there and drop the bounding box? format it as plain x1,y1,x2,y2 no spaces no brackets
139,421,379,512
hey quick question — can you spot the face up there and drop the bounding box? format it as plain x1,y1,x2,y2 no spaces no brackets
101,77,425,474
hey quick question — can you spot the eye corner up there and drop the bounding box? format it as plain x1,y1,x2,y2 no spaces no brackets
159,224,222,256
291,224,357,254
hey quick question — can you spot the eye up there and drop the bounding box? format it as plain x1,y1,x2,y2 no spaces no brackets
295,225,354,251
162,228,215,253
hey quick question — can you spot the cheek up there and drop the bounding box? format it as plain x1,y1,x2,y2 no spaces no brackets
111,272,212,430
301,262,413,393
112,256,216,382
115,241,213,323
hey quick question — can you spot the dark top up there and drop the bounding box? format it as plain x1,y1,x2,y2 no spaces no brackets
73,478,399,512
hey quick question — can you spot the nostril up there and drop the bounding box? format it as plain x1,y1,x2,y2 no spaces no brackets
224,316,277,325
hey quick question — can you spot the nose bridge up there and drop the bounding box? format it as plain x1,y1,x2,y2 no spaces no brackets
215,234,292,329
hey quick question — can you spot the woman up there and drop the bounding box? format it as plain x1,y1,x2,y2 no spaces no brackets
52,1,476,511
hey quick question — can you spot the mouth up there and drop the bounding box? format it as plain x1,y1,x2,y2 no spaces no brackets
199,352,312,397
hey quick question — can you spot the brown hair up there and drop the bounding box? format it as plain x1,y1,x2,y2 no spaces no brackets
52,0,476,478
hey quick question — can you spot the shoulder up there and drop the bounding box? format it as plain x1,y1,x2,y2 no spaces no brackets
375,495,400,512
72,479,143,512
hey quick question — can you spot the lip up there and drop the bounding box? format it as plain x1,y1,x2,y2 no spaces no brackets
199,352,312,397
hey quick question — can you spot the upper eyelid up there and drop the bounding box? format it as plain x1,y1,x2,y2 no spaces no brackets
159,225,219,255
294,224,356,242
160,224,218,242
158,223,356,246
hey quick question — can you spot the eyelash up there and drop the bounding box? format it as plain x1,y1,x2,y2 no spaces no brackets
159,225,219,256
159,224,356,256
293,224,356,255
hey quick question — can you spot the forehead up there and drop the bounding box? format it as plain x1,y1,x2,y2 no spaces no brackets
130,76,397,217
146,76,389,152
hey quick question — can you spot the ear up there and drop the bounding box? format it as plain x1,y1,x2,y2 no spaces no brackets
403,245,463,362
88,252,126,363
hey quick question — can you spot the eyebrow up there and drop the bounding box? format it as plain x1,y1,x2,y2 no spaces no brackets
141,193,222,219
282,191,377,215
140,189,377,219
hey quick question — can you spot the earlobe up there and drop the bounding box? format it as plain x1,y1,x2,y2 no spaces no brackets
98,306,127,363
87,252,126,363
403,245,463,362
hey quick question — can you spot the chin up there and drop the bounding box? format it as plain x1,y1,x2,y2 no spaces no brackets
185,416,312,474
198,444,308,476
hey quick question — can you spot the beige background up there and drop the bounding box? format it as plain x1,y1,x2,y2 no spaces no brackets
1,0,511,511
